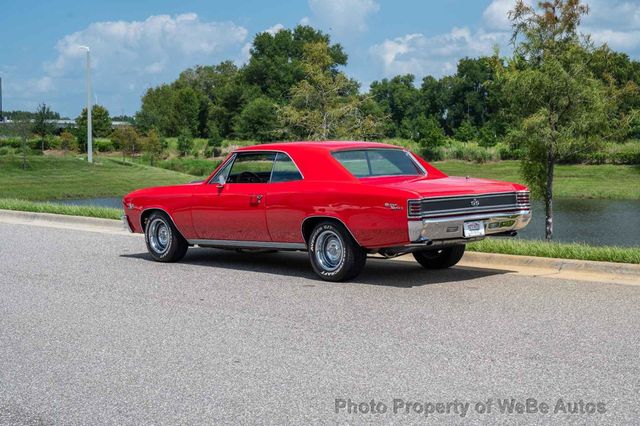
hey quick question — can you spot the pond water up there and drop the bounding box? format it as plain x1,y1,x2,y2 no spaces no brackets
52,197,640,247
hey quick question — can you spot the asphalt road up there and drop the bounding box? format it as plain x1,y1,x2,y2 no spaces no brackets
0,222,638,425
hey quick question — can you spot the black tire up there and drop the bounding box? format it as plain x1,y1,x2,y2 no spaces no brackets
413,245,465,269
308,221,366,282
144,212,188,262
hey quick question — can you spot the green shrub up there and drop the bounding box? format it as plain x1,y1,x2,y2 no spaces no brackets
611,142,640,165
94,139,115,152
0,147,10,156
0,138,22,148
421,145,445,161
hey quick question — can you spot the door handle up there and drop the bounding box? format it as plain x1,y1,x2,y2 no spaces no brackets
250,194,264,205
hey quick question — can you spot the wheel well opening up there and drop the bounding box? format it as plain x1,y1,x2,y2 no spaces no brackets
140,209,167,232
301,216,357,245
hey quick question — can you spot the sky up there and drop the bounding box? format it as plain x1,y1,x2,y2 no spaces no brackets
1,0,639,118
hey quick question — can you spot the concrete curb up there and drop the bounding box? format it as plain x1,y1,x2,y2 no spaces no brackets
462,251,640,278
0,209,123,230
1,208,638,283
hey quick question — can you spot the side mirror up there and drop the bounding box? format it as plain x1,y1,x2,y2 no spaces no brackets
216,175,225,189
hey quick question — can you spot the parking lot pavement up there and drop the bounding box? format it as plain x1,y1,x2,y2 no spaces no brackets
1,221,639,424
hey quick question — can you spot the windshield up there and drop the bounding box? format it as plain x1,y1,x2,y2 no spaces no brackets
332,149,424,178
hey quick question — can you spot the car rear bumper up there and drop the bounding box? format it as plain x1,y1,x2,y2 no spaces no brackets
407,209,532,243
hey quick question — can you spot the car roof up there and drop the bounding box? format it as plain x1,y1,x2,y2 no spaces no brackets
235,141,401,153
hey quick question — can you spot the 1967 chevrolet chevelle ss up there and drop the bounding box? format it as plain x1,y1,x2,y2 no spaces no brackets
123,141,531,281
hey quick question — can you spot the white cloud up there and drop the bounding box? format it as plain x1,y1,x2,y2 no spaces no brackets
483,0,514,30
583,1,640,53
17,13,248,115
370,27,508,78
307,0,379,35
370,0,640,83
46,13,247,77
265,23,285,35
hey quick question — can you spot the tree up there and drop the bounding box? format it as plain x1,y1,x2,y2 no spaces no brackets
505,0,614,240
453,119,478,142
234,97,280,142
177,128,194,157
279,42,380,140
111,126,140,161
243,25,347,101
32,103,56,150
59,130,77,154
76,105,112,152
143,129,165,165
370,74,421,137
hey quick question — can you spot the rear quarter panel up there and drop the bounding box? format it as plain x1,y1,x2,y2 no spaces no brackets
266,181,414,248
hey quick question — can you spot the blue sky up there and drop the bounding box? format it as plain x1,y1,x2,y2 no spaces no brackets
1,0,639,117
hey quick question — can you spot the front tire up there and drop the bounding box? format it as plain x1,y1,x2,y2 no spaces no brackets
144,212,188,262
308,222,366,282
413,245,465,269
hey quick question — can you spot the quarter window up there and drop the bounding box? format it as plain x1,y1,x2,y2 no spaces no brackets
270,153,303,183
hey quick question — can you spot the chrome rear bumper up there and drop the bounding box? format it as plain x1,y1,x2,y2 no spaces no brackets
408,210,531,243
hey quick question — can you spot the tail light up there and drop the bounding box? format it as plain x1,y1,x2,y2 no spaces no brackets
516,191,530,208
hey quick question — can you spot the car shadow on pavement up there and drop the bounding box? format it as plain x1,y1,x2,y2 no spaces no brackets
121,248,511,288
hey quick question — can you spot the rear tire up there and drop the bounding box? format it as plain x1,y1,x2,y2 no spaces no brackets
413,245,465,269
308,221,366,282
144,212,188,262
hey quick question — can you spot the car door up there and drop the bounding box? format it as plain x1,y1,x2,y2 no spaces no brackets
191,152,276,241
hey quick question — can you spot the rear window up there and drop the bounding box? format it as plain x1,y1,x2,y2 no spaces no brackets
332,149,424,178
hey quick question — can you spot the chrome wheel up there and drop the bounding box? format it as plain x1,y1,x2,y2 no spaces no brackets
148,218,171,254
314,230,344,272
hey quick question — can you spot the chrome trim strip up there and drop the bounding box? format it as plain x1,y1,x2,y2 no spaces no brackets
422,210,531,223
187,239,307,250
412,191,517,201
422,205,527,216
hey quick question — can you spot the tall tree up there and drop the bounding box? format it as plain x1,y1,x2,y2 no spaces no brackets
76,104,112,149
32,103,56,150
370,74,421,137
243,25,347,102
279,42,382,140
506,0,615,240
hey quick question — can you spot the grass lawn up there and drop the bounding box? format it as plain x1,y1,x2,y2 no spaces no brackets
0,155,195,201
434,160,640,200
0,198,122,220
467,239,640,264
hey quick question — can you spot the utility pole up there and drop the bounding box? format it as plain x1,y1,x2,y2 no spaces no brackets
79,46,92,163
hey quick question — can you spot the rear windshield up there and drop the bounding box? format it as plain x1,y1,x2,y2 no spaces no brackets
332,149,424,178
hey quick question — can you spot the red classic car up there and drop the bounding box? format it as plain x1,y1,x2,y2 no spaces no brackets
122,141,531,281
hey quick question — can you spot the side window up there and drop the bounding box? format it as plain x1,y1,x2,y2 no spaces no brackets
227,152,276,183
270,153,303,183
